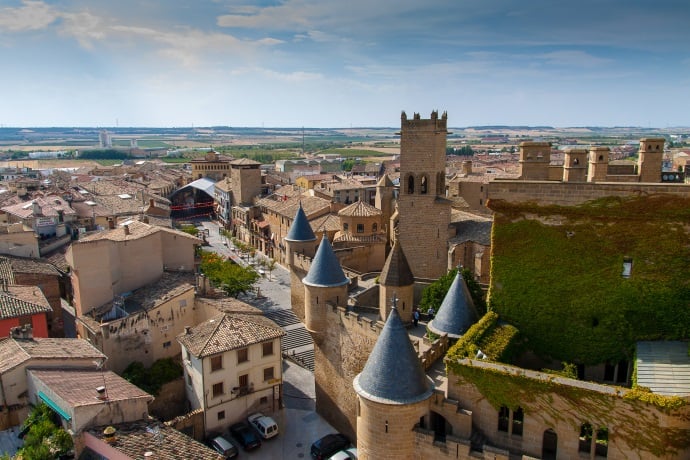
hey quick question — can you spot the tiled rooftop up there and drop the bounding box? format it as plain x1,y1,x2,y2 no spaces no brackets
194,297,262,315
338,200,382,217
0,285,52,320
28,369,152,407
0,337,105,373
178,313,285,358
86,420,223,460
77,220,201,244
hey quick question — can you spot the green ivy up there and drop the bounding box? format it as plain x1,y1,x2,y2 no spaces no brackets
122,358,182,395
445,312,521,363
487,195,690,365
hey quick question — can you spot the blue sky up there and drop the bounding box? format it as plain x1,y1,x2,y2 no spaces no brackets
0,0,689,128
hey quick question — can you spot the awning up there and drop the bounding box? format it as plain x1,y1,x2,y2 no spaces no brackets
38,391,71,421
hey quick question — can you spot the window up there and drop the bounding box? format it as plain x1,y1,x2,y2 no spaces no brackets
512,408,524,436
262,341,274,357
212,382,224,398
264,367,274,381
372,223,377,232
179,299,187,307
407,175,414,194
343,222,349,232
498,406,509,432
211,355,223,372
217,410,225,421
260,396,268,405
356,223,364,233
420,175,428,194
579,423,593,453
237,348,248,363
163,341,171,349
187,374,192,386
595,428,608,457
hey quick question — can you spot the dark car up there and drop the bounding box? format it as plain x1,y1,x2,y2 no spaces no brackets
310,433,350,460
229,421,261,451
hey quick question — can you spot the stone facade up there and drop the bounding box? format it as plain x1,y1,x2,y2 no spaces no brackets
397,111,452,280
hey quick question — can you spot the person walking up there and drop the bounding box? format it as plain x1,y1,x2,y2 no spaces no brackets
427,307,435,320
413,308,420,327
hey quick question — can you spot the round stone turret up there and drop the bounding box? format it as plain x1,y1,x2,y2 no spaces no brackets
285,201,316,265
428,270,479,339
354,307,434,459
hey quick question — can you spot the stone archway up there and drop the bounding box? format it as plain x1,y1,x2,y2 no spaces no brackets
430,411,452,442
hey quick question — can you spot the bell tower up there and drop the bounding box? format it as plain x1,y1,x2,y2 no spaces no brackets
396,111,451,280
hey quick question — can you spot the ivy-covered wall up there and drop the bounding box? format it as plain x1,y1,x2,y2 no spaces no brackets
488,195,690,365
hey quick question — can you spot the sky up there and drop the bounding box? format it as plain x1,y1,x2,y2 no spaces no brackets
0,0,689,128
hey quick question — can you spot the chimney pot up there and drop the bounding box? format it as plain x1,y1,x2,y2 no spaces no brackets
124,225,130,235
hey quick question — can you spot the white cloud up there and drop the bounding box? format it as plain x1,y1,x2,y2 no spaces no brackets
0,0,58,32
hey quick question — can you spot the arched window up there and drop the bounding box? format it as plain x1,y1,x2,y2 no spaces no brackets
343,223,349,232
372,223,378,232
579,423,592,453
420,175,428,194
407,175,415,194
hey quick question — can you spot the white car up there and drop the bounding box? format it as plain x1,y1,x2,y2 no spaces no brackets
247,412,279,439
329,447,358,460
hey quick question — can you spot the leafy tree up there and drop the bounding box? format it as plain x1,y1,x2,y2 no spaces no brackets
419,268,486,315
17,403,73,460
122,358,183,395
200,251,260,297
179,224,199,236
342,159,356,171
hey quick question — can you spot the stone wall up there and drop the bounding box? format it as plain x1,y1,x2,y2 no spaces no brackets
314,305,382,440
488,180,690,207
149,378,187,422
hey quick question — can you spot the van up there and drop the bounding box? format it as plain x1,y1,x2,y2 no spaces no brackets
247,412,279,439
210,435,239,458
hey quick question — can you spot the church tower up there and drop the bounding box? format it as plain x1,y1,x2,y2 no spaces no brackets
354,307,434,460
302,233,349,342
378,237,414,324
397,111,451,279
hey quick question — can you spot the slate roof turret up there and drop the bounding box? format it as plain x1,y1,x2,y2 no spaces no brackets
302,234,349,288
428,271,479,339
379,239,414,287
285,202,316,242
354,307,434,404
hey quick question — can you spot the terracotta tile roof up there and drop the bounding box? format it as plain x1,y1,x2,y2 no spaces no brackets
87,272,196,322
87,420,223,460
0,337,105,373
77,221,201,244
193,297,262,316
0,258,15,284
28,369,153,407
214,178,232,193
0,285,52,320
449,210,493,246
230,158,261,166
3,256,61,276
1,195,76,220
178,313,285,358
338,200,382,217
310,213,341,233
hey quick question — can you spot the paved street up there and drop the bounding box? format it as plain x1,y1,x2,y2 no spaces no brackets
197,220,337,459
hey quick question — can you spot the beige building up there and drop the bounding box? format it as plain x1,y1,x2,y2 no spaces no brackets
178,313,285,435
191,151,232,181
0,331,106,429
332,200,387,273
66,220,201,317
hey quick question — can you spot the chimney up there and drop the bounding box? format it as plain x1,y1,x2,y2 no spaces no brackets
96,386,108,401
124,225,130,235
149,198,155,208
108,219,115,230
32,201,42,216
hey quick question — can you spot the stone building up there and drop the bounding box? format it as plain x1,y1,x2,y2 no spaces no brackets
190,151,232,181
286,114,690,459
396,111,453,280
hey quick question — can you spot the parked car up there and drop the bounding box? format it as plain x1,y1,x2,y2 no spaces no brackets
229,421,261,451
329,447,358,459
209,435,239,459
247,412,279,439
311,433,350,460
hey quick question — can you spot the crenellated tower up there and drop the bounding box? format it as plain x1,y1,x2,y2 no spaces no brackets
397,110,451,280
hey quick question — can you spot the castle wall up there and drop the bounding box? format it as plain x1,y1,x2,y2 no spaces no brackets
314,306,382,440
448,360,690,460
334,244,386,273
488,180,690,207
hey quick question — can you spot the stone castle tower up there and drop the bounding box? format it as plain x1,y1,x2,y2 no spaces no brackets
375,174,396,247
229,158,262,206
302,233,349,342
354,307,434,460
378,237,414,324
397,111,451,280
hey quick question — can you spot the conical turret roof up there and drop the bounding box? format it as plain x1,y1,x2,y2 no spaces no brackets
428,271,479,339
302,234,349,288
354,308,434,404
285,202,316,242
379,239,414,287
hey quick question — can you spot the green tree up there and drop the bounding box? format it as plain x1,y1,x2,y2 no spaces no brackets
17,403,73,460
419,268,486,315
200,251,260,297
342,159,356,171
122,358,182,395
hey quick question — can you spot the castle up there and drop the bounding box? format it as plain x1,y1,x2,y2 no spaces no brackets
286,112,690,459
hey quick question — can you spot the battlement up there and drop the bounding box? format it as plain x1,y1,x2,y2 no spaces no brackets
488,179,690,207
400,110,448,131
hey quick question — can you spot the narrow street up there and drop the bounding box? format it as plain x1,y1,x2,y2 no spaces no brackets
196,220,333,459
